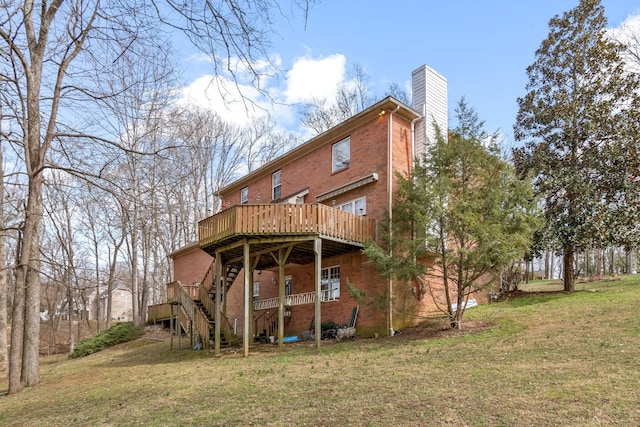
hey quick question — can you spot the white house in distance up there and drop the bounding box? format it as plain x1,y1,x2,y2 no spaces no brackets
88,284,133,322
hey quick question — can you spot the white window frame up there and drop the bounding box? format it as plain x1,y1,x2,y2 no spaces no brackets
321,266,340,301
337,197,366,216
332,137,350,173
240,187,249,204
253,282,259,302
285,275,292,296
272,170,282,200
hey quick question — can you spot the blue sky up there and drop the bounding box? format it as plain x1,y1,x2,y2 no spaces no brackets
178,1,640,145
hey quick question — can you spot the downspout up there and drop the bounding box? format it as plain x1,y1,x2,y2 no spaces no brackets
387,103,400,337
410,115,421,173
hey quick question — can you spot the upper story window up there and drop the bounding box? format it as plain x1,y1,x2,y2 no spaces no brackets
332,137,350,173
272,170,282,200
337,197,366,216
240,187,249,204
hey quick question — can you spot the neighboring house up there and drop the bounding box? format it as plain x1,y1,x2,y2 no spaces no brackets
149,64,464,355
89,284,133,322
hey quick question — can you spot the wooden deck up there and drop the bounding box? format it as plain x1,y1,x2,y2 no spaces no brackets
199,203,376,250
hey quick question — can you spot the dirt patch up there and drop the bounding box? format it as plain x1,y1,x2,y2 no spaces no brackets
501,289,568,299
137,318,496,353
142,325,172,342
250,318,496,351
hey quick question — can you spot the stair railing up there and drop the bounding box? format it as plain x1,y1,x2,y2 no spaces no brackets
219,313,237,344
198,277,238,344
200,261,216,294
172,280,211,349
254,308,279,339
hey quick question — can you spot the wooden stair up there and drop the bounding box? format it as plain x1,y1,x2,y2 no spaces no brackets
161,264,245,350
193,299,229,347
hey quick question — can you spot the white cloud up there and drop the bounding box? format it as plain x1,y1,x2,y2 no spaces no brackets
176,53,349,131
177,74,270,126
283,54,347,104
607,14,640,74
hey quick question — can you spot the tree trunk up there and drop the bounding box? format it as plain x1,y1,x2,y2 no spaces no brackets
9,255,25,394
67,287,74,356
610,248,615,275
105,235,125,329
563,246,575,292
131,219,139,326
0,143,8,376
22,176,44,387
94,238,101,333
544,251,549,279
585,250,590,276
0,230,7,378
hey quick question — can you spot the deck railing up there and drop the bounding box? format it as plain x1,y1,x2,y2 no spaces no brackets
167,281,209,348
199,203,376,247
253,290,338,311
147,303,171,322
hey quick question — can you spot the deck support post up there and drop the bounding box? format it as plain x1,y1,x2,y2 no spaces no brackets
243,241,251,357
214,251,223,356
278,248,285,348
169,303,174,351
314,237,322,349
272,245,294,348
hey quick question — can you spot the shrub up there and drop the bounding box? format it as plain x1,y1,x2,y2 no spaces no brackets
70,322,144,358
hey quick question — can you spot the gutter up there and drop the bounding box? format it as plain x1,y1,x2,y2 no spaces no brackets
387,103,400,337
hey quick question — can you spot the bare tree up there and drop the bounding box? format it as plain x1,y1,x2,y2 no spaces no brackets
299,63,409,135
610,15,640,74
0,0,313,393
42,172,89,355
78,191,105,332
299,64,374,134
0,140,8,376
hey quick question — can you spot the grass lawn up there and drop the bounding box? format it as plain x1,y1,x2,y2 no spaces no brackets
1,276,639,426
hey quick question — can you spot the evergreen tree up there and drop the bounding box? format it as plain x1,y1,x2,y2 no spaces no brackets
365,99,539,329
513,0,640,291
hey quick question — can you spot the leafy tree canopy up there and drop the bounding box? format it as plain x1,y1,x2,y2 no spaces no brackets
513,0,640,291
365,98,540,329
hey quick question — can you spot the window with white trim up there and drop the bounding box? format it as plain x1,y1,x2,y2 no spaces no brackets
285,276,292,296
337,197,366,216
332,137,350,173
240,187,249,204
321,266,340,301
272,170,281,200
253,282,259,302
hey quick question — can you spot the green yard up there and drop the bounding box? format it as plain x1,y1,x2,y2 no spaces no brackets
1,276,639,426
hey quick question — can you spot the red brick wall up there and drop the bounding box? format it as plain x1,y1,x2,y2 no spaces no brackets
172,248,213,286
221,114,396,223
210,109,457,338
168,108,488,341
222,251,390,338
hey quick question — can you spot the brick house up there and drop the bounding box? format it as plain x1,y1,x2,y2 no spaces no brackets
149,64,453,355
